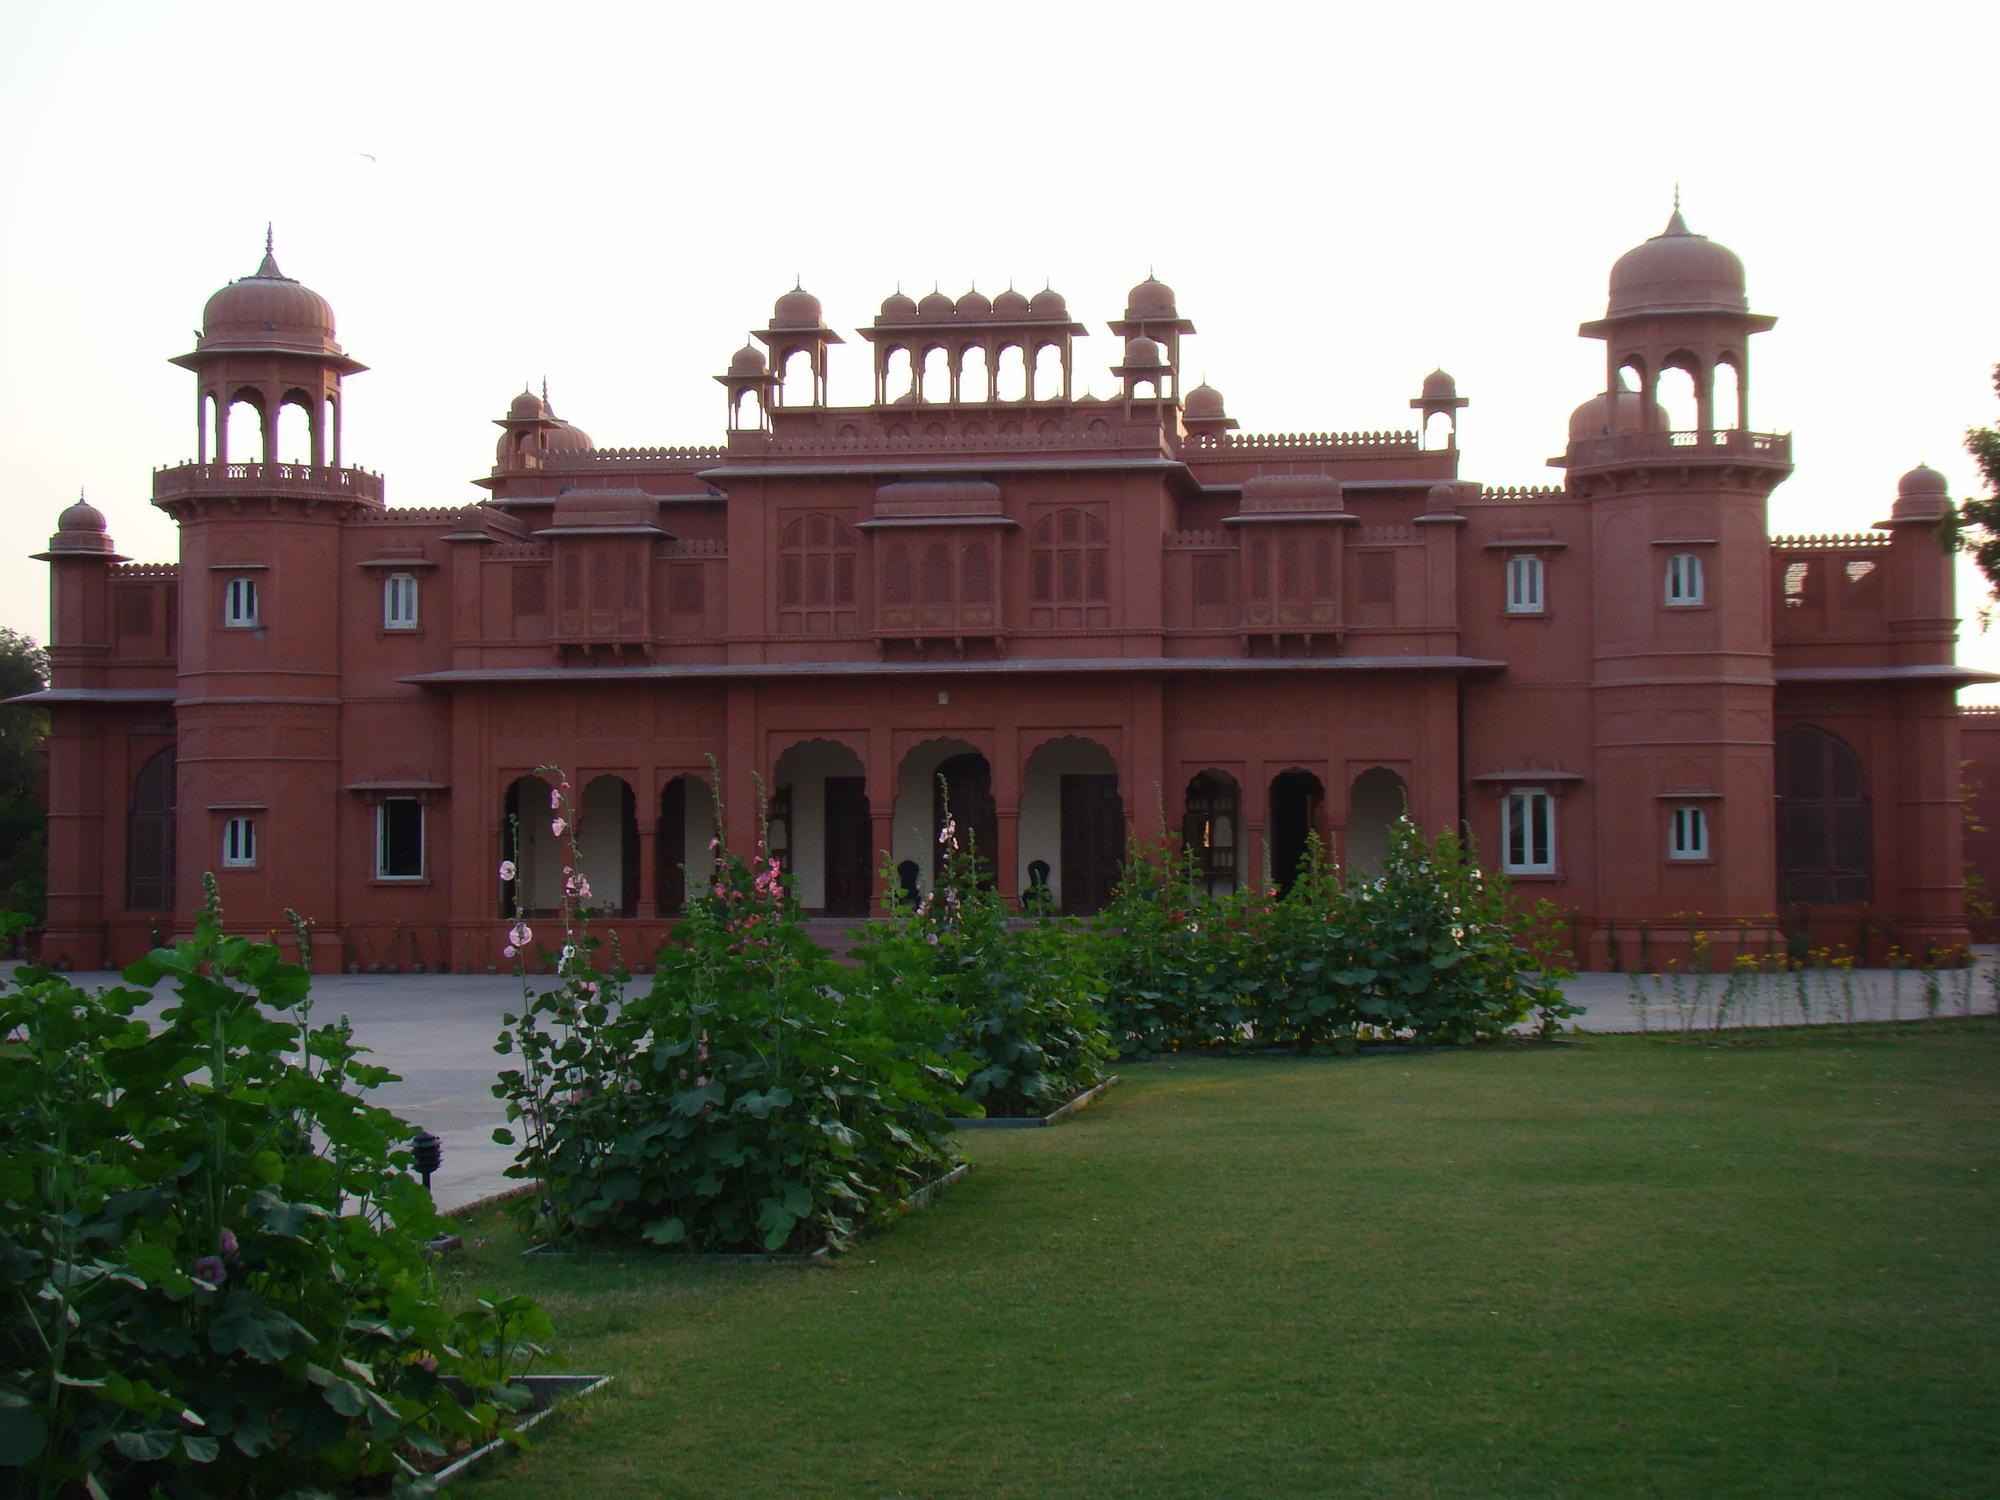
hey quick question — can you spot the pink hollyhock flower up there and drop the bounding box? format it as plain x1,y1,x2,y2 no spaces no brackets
707,837,719,851
576,879,592,900
194,1255,226,1285
551,817,567,837
509,922,533,948
503,944,517,959
217,1228,238,1260
498,860,516,882
550,787,564,809
580,980,598,998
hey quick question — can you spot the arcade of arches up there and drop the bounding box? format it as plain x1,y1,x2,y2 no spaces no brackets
479,748,1430,922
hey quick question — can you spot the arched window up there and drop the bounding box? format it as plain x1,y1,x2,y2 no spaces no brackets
1777,726,1870,905
126,748,176,910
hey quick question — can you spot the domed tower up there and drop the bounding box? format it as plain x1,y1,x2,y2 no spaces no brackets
1562,206,1794,945
1180,381,1238,445
714,343,778,431
169,229,366,468
151,236,382,945
1108,275,1195,401
756,281,842,407
1410,368,1467,450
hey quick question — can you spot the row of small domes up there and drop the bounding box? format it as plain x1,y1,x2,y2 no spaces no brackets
769,276,1182,332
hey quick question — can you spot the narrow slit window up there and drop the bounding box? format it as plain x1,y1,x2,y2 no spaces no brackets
376,798,425,879
222,816,257,868
383,573,419,630
1665,551,1705,606
1503,788,1555,874
223,576,259,627
1506,554,1544,615
1670,804,1709,861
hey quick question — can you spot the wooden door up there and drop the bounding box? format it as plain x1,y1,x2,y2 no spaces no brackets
1060,773,1124,915
934,753,997,887
824,776,872,916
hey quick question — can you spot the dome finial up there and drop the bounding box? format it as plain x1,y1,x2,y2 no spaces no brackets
255,223,284,279
266,221,274,256
541,376,552,414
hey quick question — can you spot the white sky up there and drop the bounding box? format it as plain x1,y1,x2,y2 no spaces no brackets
3,2,1996,691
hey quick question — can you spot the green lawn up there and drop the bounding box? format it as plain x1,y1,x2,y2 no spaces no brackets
446,1026,2000,1498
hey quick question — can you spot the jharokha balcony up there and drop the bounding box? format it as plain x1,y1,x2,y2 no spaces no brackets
151,461,386,507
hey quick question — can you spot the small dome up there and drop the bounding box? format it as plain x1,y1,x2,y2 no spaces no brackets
58,494,107,533
1423,482,1466,514
879,290,919,322
1125,276,1177,321
200,235,339,352
956,288,992,317
917,289,955,321
1029,287,1067,318
1607,209,1748,318
1893,462,1950,521
1123,335,1164,368
728,343,767,377
1421,368,1458,400
1568,388,1665,444
772,284,823,329
1183,382,1227,419
993,287,1032,318
508,387,548,421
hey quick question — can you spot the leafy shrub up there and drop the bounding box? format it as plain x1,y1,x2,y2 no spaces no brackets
1091,833,1258,1055
496,781,964,1253
1091,819,1575,1054
0,889,546,1498
851,815,1112,1118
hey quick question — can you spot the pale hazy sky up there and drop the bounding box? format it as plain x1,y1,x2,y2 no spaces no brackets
3,2,1996,689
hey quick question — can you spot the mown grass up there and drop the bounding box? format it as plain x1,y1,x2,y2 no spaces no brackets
444,1024,1999,1498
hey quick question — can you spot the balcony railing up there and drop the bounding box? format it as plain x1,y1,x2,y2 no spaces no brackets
152,462,385,505
1566,429,1790,468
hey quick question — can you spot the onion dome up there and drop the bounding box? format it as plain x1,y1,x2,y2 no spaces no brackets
956,288,992,317
1123,334,1164,368
1424,482,1464,514
1183,382,1227,419
1607,208,1748,318
772,283,823,329
508,386,549,421
728,343,768,377
58,494,107,534
1421,368,1458,401
993,287,1032,318
879,289,919,322
1892,462,1950,521
1029,287,1067,318
1568,389,1665,443
199,231,339,353
1125,275,1177,321
45,492,117,556
917,289,955,321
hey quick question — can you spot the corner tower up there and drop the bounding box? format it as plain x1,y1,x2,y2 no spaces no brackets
1559,207,1794,956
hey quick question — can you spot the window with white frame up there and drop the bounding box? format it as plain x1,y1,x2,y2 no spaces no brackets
1670,803,1710,860
221,816,257,868
383,573,419,630
1503,788,1556,874
1665,551,1705,606
375,798,424,879
223,576,260,627
1506,553,1545,615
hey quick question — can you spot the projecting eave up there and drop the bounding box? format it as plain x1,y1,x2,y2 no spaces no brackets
1774,664,2000,686
4,688,177,705
402,654,1505,688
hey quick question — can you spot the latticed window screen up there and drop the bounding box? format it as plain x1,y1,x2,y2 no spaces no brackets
962,542,993,604
1031,508,1109,604
779,514,856,621
1194,556,1228,606
883,543,913,605
1314,540,1335,599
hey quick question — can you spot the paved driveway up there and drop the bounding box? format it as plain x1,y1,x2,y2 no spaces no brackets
8,955,1993,1213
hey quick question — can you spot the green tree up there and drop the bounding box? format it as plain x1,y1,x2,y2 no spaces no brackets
0,627,49,923
1954,364,2000,597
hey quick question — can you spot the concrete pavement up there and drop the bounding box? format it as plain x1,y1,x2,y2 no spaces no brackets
7,954,1993,1213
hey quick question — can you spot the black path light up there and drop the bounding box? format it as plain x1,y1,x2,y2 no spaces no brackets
412,1130,444,1192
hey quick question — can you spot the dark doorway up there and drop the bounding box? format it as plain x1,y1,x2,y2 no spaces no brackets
1269,769,1326,896
1181,771,1239,898
824,776,872,916
656,778,687,917
935,753,998,886
126,747,176,911
1060,773,1124,915
1777,725,1871,905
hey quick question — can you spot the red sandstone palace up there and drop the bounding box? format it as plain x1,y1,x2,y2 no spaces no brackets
21,215,1990,972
